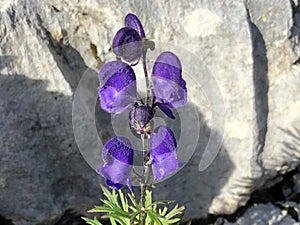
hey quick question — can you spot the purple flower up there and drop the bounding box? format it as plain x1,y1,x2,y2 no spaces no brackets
150,126,180,180
98,60,137,114
124,13,145,38
112,13,145,65
152,51,187,109
98,52,187,116
112,27,143,65
97,136,134,192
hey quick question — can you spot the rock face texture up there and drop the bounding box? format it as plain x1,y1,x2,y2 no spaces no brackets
222,202,300,225
0,0,300,224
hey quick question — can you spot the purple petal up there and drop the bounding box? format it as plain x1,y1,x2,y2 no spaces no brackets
157,103,175,119
106,179,133,193
98,61,137,113
129,104,154,135
124,13,145,38
106,179,123,190
152,77,187,108
101,137,134,165
112,27,143,64
151,51,187,108
97,137,134,192
152,51,182,83
150,126,180,180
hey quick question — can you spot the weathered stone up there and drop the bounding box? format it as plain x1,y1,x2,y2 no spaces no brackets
222,203,300,225
247,0,300,189
0,0,300,224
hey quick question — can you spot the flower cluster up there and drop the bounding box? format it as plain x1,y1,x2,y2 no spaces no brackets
97,13,187,191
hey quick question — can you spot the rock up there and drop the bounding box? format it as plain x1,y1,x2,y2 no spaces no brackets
0,1,102,224
247,0,300,189
0,0,300,224
222,203,300,225
290,0,300,58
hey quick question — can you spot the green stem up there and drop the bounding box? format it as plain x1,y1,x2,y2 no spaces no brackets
142,47,151,106
140,134,149,225
140,41,153,225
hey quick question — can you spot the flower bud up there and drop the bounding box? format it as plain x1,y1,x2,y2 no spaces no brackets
129,104,154,135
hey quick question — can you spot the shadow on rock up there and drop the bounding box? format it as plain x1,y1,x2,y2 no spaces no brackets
0,71,101,224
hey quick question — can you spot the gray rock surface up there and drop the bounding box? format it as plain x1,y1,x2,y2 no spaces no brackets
0,0,300,224
247,0,300,188
222,203,300,225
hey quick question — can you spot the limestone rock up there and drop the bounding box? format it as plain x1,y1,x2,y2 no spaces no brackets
247,0,300,189
0,0,300,224
223,203,300,225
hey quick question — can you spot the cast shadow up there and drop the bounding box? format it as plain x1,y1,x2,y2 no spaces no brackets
289,0,300,64
246,6,269,157
150,103,234,220
0,55,101,224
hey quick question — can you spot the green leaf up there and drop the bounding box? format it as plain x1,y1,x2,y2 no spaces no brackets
119,189,129,212
99,199,130,218
128,193,137,207
146,209,163,225
89,205,115,213
165,205,185,220
109,218,117,225
186,220,192,225
100,185,120,207
81,216,103,225
86,185,185,225
102,213,127,225
145,190,152,208
167,218,181,224
129,209,142,224
159,206,168,216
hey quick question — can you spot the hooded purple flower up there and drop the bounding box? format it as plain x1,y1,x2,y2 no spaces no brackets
124,13,145,38
152,51,187,109
112,27,143,65
112,13,145,65
150,126,180,180
97,136,134,192
98,60,137,114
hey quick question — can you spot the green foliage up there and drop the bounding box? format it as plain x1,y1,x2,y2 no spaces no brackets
82,185,185,225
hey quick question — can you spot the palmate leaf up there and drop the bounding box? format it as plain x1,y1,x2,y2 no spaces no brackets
144,190,185,225
86,186,131,225
101,185,120,207
146,209,162,225
165,204,185,219
162,204,185,225
84,187,185,225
